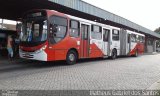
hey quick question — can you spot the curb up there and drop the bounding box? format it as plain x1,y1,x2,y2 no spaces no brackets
144,52,159,55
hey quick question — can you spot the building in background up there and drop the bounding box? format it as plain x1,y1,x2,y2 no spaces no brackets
0,19,17,57
0,19,16,30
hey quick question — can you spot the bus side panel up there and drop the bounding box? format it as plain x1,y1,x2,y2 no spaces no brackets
46,49,55,61
47,36,81,61
138,43,145,54
129,42,138,55
54,50,67,60
89,43,104,58
129,42,145,55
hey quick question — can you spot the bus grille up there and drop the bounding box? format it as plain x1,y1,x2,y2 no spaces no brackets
22,49,36,52
22,54,34,58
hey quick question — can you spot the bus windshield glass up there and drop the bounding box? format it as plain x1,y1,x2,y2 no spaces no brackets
21,17,47,43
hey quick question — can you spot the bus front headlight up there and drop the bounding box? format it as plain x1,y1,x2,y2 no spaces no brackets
35,45,47,54
41,45,47,51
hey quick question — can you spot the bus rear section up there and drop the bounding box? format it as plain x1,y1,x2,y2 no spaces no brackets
118,29,145,57
127,30,145,56
103,27,145,59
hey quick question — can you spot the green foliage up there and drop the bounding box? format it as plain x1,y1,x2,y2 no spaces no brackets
154,27,160,33
154,27,160,48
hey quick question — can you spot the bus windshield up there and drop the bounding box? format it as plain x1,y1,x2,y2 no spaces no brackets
21,18,47,43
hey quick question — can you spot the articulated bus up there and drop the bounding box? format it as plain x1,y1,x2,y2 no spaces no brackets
19,9,145,64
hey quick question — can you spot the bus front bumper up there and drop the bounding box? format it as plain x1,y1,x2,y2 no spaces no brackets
19,49,47,61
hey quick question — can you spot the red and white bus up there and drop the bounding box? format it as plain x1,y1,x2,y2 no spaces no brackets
19,9,145,64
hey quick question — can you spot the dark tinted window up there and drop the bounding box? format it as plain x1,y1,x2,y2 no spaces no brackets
131,34,136,42
92,25,100,32
137,35,140,42
50,16,67,26
128,34,131,43
142,36,145,43
49,16,67,44
112,29,119,41
71,20,79,29
103,29,110,42
54,26,67,38
70,20,79,37
21,18,47,42
91,25,102,40
138,35,145,43
0,33,6,38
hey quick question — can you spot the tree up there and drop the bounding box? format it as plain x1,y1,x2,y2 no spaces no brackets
154,27,160,33
154,27,160,48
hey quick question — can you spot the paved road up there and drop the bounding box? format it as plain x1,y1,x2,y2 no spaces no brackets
0,54,160,90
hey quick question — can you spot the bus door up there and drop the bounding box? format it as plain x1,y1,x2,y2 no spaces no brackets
127,34,131,54
80,23,90,58
111,29,120,56
103,28,110,56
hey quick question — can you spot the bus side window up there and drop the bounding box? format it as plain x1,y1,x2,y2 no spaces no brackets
142,36,145,43
128,34,130,43
112,29,119,41
49,16,67,44
91,25,102,40
70,20,79,37
139,36,145,43
103,29,110,42
131,34,136,42
136,35,139,42
49,24,57,37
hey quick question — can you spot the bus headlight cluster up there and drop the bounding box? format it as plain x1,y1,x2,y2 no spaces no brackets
35,45,47,54
41,45,47,50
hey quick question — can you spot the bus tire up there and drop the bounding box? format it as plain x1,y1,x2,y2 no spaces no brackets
111,49,117,59
66,50,77,65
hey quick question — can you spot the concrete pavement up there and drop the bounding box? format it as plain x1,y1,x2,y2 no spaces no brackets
0,53,160,90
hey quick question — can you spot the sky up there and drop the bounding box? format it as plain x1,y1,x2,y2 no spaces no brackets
83,0,160,31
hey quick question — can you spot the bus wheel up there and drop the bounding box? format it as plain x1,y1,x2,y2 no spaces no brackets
111,49,117,59
66,50,77,65
134,50,139,57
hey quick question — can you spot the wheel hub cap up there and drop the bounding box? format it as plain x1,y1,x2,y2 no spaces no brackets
69,54,75,62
